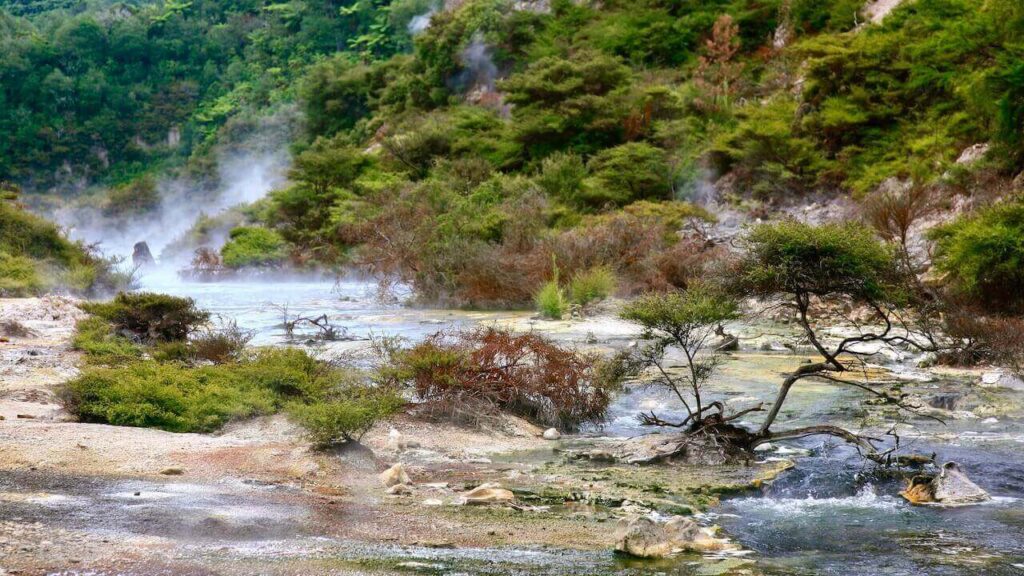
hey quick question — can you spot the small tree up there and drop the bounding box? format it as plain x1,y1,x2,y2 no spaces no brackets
620,285,751,430
739,221,937,454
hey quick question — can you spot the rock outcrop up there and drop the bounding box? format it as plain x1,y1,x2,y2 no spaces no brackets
132,241,155,268
900,461,991,505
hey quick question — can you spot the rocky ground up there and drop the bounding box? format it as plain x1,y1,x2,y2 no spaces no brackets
0,298,790,576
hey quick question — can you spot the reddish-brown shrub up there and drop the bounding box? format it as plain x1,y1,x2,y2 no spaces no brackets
394,328,622,430
940,309,1024,375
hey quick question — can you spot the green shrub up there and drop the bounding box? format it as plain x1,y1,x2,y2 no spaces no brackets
535,280,567,319
288,390,404,447
61,346,357,433
220,226,287,268
0,252,44,296
569,266,617,306
72,317,144,365
929,201,1024,310
82,292,209,342
62,361,279,432
583,142,671,207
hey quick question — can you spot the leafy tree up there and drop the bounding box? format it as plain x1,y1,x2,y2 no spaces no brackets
737,222,933,454
621,285,741,429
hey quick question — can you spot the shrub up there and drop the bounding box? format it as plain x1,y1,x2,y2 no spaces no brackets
391,328,622,430
72,316,144,365
536,152,587,206
535,280,567,319
288,389,404,447
0,251,43,296
569,266,617,306
1,319,35,338
61,346,351,433
189,321,254,363
620,285,739,428
220,226,287,268
929,201,1024,311
583,142,671,207
82,292,209,342
62,361,280,433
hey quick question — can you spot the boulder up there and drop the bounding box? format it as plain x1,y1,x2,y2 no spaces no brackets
542,428,561,441
461,482,514,505
614,515,732,558
386,483,413,496
132,241,155,268
380,463,411,488
933,462,990,504
900,461,990,505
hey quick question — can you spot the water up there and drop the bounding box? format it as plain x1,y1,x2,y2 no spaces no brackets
130,273,1024,575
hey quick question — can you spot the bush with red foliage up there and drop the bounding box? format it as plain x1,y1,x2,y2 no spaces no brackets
390,328,624,430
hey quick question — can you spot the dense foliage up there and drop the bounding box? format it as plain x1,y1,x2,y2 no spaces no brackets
930,199,1024,311
5,0,1024,314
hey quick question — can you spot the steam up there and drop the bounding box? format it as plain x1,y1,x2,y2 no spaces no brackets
459,33,498,91
408,8,435,34
57,113,296,267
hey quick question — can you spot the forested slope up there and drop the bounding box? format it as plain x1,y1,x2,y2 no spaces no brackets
2,0,1023,310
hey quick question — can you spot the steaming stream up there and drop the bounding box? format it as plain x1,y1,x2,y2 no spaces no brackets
130,265,1024,575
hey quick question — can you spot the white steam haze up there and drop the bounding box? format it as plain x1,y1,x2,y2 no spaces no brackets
459,33,498,90
60,152,287,264
57,114,296,266
408,8,435,34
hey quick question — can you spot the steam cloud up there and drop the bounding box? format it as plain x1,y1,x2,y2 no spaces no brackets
57,113,295,267
408,8,435,34
459,33,498,91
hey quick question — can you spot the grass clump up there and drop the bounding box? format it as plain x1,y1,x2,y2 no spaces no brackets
0,251,43,296
569,266,617,307
82,292,209,342
220,226,287,268
534,280,568,319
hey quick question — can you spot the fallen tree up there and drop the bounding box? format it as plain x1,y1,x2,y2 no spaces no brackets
617,221,941,464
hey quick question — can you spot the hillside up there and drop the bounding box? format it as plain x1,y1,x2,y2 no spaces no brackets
1,0,1023,308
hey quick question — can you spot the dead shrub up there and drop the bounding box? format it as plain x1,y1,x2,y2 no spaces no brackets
940,309,1024,375
190,319,254,363
1,319,35,338
392,328,623,430
546,214,726,295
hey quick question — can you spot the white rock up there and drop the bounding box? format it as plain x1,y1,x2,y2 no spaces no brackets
460,482,514,505
380,463,411,487
752,443,774,453
542,428,561,441
422,498,444,506
386,483,413,496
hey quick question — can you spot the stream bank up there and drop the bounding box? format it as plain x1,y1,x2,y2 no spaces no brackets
3,282,1024,575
